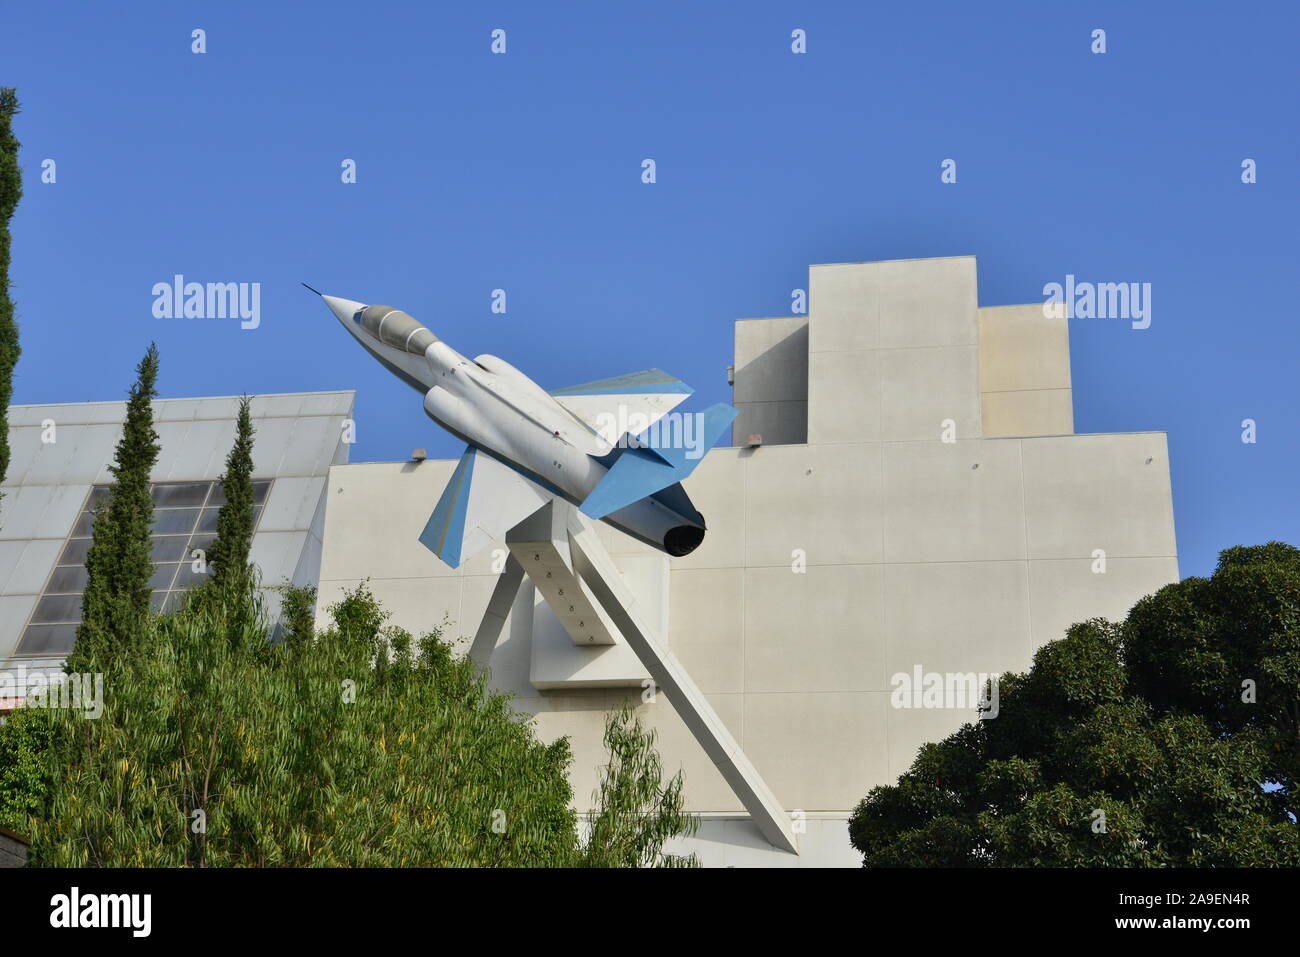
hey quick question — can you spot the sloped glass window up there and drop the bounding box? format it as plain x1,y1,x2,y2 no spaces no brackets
15,624,77,657
196,505,263,534
46,565,89,594
152,508,201,535
58,538,92,566
152,483,211,508
14,478,271,657
208,480,271,507
196,507,222,534
70,511,97,537
149,564,180,590
173,563,210,589
32,594,82,624
151,536,190,562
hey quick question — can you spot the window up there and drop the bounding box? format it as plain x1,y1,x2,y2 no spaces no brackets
13,479,271,657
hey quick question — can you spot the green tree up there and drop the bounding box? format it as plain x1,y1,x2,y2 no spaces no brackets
32,581,697,867
0,706,49,835
0,89,22,494
577,702,698,867
70,344,161,671
849,542,1300,867
276,582,317,648
206,396,255,594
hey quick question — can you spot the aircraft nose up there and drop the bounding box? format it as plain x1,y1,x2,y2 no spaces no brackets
319,294,368,326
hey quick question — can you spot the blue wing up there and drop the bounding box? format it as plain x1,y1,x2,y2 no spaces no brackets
418,446,555,568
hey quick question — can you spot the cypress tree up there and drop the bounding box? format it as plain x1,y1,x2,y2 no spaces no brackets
207,395,256,594
71,344,161,670
0,89,22,493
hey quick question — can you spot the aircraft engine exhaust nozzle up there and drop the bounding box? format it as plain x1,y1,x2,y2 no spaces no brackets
664,524,705,557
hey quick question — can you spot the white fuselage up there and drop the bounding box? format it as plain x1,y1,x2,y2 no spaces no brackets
330,299,701,551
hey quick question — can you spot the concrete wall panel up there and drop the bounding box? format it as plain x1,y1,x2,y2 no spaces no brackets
880,345,981,441
978,303,1071,393
733,401,807,448
745,442,882,567
982,388,1073,438
808,263,879,354
744,691,890,811
874,256,979,350
744,564,885,694
733,318,808,405
1022,433,1176,560
807,350,881,444
883,439,1026,563
667,568,744,694
319,461,459,581
884,560,1033,679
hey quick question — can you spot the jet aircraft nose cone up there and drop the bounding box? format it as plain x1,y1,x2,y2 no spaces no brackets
319,294,368,325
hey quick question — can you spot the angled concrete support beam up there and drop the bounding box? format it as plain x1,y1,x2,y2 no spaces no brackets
467,552,525,668
565,511,799,855
472,499,798,853
509,501,651,690
507,502,618,646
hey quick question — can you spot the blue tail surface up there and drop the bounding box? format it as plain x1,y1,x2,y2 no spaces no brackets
580,402,737,520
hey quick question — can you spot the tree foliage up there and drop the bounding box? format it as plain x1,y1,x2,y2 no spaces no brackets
72,344,160,671
0,705,48,834
26,581,696,867
849,542,1300,866
206,395,255,594
0,88,22,495
277,582,316,648
579,702,697,867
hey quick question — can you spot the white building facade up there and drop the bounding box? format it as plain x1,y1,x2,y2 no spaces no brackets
0,257,1178,867
314,256,1180,867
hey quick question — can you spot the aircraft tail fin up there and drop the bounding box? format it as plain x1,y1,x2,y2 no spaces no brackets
579,402,736,520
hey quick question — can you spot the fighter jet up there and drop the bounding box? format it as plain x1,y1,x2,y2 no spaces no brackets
309,289,737,568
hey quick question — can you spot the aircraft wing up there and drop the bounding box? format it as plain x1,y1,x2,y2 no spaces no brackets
418,445,555,569
549,368,693,441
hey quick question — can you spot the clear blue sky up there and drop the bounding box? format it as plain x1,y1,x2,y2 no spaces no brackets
3,1,1296,578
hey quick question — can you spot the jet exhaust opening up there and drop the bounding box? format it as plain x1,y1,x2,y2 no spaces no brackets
664,524,705,557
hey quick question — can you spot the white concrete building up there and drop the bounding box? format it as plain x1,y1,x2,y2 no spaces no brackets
0,256,1178,867
315,255,1179,866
